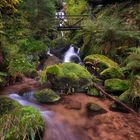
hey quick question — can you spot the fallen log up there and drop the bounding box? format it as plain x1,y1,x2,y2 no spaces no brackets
93,82,139,116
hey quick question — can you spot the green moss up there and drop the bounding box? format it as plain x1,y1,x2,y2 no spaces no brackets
84,54,119,68
87,88,101,97
100,67,124,79
119,76,140,109
34,88,61,103
41,63,93,93
0,72,7,88
0,97,22,115
104,78,130,92
0,106,44,140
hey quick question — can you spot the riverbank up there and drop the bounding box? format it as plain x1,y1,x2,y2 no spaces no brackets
1,79,140,140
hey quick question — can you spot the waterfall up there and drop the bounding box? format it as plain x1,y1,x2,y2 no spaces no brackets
63,45,81,63
47,48,53,56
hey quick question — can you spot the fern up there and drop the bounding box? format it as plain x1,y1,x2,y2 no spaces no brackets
122,47,140,75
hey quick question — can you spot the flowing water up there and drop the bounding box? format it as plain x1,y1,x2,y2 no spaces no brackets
8,92,89,140
63,45,81,63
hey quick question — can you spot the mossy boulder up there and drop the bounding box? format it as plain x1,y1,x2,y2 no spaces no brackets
0,106,44,140
0,97,22,115
100,67,124,79
104,78,130,93
84,54,124,79
40,63,93,93
119,76,140,110
34,88,61,103
84,54,119,69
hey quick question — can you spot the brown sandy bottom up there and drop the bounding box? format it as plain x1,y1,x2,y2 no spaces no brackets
43,94,140,140
1,78,140,140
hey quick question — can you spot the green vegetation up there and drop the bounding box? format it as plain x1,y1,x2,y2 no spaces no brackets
0,98,44,140
0,0,140,139
40,63,93,93
104,78,130,93
119,76,140,109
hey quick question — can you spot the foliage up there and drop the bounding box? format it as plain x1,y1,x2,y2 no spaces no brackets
65,0,87,15
0,97,21,115
17,38,48,54
122,47,140,76
119,75,140,110
0,106,44,140
0,0,22,14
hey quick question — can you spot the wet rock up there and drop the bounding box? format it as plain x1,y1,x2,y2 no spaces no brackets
109,103,129,113
100,67,124,79
40,63,93,93
84,54,123,79
104,78,130,93
86,102,106,116
34,88,61,103
44,55,61,67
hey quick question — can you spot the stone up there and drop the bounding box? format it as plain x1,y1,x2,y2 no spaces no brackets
34,88,61,103
109,103,129,113
40,63,93,93
84,54,123,79
86,102,106,115
100,67,124,79
104,78,130,93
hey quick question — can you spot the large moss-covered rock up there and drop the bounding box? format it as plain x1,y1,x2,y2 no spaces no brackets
100,67,124,79
104,78,129,93
34,88,61,103
84,54,119,69
84,54,124,79
0,106,44,140
40,63,93,93
0,97,22,115
119,76,140,110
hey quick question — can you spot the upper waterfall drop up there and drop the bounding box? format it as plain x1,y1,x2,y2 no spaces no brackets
63,45,81,63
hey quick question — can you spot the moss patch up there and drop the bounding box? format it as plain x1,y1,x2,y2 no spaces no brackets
105,78,130,93
100,67,124,79
41,63,93,93
87,88,101,97
119,76,140,109
84,54,119,69
34,88,61,103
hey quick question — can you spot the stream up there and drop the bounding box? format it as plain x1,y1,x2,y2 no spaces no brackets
9,92,91,140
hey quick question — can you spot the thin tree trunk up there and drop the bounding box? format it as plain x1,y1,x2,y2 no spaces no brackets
93,82,139,116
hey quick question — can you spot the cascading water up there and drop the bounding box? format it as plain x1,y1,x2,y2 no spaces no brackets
8,92,88,140
63,45,81,63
